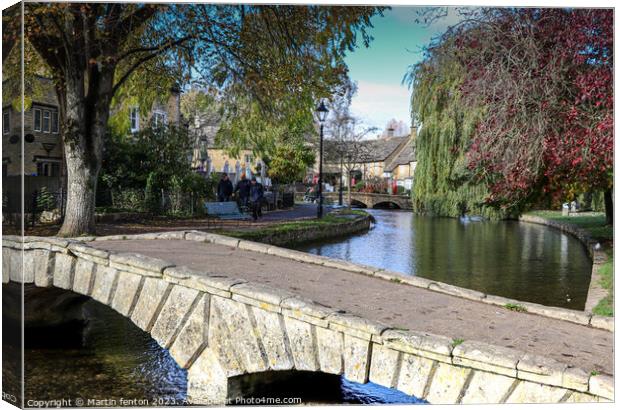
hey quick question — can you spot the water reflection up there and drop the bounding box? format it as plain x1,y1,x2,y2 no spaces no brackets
296,210,592,309
22,300,187,404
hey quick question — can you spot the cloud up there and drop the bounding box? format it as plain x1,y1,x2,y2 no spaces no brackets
349,81,412,132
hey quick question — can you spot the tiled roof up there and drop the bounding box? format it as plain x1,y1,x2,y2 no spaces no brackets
359,136,409,162
386,142,416,171
322,136,413,165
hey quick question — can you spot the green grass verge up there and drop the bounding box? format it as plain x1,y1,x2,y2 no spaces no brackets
526,210,612,242
592,251,613,317
504,303,527,313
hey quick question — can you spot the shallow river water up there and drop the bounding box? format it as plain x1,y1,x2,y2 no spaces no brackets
295,209,593,310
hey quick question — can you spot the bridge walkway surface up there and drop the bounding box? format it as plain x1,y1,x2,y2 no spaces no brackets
92,239,613,376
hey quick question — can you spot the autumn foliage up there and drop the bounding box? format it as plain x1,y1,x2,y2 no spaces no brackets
411,8,613,220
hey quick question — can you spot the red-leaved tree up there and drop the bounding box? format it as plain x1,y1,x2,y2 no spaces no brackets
450,8,613,223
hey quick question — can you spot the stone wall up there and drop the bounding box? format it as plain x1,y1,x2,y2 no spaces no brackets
2,234,613,404
235,214,371,247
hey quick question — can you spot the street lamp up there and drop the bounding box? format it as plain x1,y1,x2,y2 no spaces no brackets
316,100,329,218
339,150,344,206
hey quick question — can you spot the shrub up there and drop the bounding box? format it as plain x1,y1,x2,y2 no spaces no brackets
36,187,56,211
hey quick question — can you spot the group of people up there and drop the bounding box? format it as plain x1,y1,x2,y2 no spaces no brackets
217,173,264,221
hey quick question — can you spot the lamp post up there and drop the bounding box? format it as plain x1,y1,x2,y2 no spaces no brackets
339,153,344,206
316,100,329,218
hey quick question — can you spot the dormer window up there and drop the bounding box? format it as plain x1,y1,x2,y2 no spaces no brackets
130,107,140,133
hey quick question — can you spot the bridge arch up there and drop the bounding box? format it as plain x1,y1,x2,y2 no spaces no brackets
372,201,402,210
349,199,368,209
2,235,609,405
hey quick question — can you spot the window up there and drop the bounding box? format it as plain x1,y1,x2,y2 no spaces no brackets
3,110,9,134
42,110,51,133
51,111,59,133
244,154,253,164
130,107,139,132
36,161,60,177
33,107,58,132
34,108,41,131
153,111,167,128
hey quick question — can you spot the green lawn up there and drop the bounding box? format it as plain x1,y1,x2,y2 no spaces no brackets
526,210,612,242
592,251,614,317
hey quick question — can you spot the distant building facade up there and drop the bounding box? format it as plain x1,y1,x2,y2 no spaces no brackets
2,77,182,181
124,89,182,135
189,117,265,184
315,127,417,191
2,76,63,179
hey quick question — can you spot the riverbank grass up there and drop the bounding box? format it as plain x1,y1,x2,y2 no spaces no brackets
592,251,613,317
525,211,612,242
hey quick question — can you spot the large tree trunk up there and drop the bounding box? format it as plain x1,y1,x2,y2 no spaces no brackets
57,68,113,237
604,189,613,226
60,151,99,236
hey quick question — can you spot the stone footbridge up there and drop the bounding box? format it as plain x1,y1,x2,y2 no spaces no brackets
2,232,613,404
300,192,413,209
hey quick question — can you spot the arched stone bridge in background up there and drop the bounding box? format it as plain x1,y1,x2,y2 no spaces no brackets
322,192,413,209
2,232,613,404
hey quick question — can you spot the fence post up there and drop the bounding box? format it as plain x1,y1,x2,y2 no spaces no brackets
161,188,165,213
31,190,37,228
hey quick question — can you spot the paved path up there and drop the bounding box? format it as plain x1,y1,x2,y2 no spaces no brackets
93,239,614,376
258,203,329,221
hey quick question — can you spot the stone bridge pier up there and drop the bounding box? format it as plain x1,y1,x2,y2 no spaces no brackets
2,233,613,405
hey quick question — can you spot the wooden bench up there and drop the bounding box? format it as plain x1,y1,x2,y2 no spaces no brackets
204,201,251,227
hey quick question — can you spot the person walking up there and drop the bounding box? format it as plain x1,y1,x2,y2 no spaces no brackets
234,173,251,210
249,176,264,221
217,174,233,202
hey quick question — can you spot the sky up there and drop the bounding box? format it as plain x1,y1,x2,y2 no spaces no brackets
343,6,462,134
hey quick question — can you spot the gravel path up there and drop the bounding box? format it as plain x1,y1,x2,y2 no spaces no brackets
93,239,614,376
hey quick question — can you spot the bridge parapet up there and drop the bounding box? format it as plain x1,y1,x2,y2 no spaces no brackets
321,192,413,209
2,234,613,404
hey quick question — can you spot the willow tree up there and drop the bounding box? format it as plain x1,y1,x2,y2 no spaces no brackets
406,38,508,219
6,3,382,236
